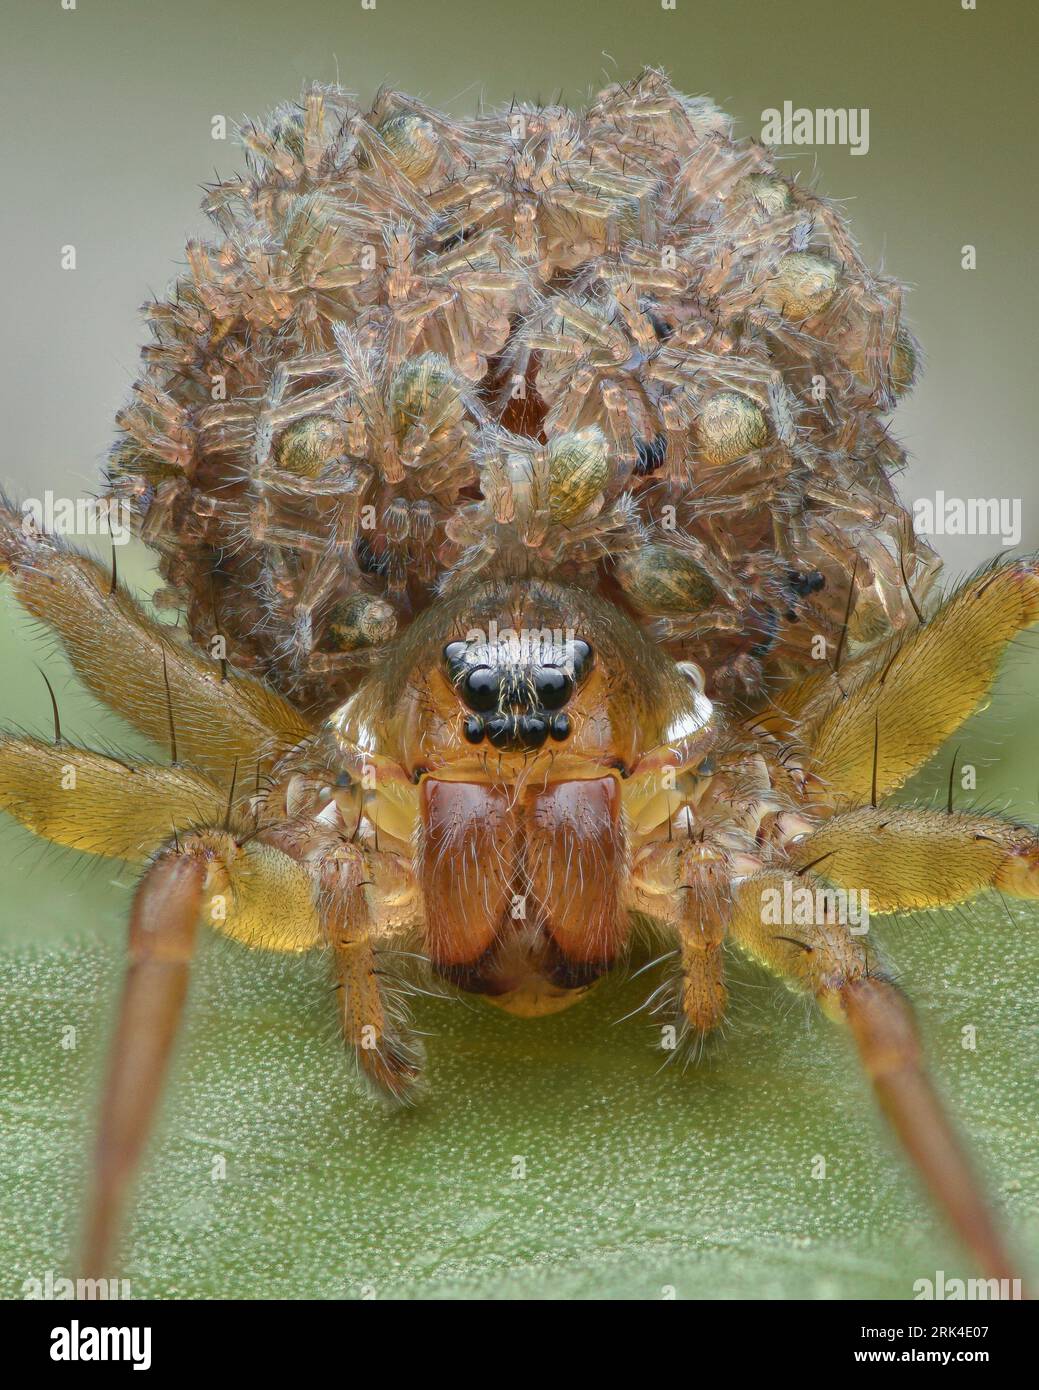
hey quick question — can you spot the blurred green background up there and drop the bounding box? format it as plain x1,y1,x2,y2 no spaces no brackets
1,0,1036,1300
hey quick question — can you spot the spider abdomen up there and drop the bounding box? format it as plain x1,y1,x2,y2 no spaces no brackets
107,69,936,715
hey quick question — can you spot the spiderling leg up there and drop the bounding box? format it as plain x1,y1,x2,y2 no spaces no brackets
727,870,1020,1284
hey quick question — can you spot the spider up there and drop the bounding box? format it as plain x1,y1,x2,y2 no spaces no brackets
0,69,1036,1286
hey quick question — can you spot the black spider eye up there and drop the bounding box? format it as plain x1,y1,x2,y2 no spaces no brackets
517,715,548,749
648,310,673,342
463,715,484,744
533,667,572,710
443,640,468,670
484,714,512,749
462,666,500,712
785,569,825,597
549,713,571,741
569,640,592,677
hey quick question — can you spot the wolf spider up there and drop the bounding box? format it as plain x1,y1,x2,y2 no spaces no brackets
0,507,1037,1283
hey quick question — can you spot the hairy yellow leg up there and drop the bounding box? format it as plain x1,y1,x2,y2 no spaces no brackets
318,848,423,1103
728,871,1020,1283
0,736,225,860
677,936,727,1041
799,560,1039,806
81,830,323,1278
788,806,1039,912
729,870,867,989
0,508,311,780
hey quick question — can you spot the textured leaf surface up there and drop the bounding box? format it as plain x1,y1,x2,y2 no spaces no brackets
1,904,1036,1300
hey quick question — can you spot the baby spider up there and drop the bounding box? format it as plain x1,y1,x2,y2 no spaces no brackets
1,70,1035,1287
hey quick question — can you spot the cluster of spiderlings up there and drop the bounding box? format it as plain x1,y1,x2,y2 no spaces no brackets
106,68,938,713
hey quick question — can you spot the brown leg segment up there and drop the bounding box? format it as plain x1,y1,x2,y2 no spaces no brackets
729,872,1021,1284
318,849,423,1103
81,852,206,1279
840,976,1019,1286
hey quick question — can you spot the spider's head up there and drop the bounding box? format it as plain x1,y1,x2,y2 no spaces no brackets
333,577,711,782
327,579,716,1011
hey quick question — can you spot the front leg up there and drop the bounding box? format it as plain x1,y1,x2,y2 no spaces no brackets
0,505,311,782
786,806,1039,911
797,558,1039,807
316,841,424,1102
629,842,731,1044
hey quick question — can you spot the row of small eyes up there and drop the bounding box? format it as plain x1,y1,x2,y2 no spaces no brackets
463,711,572,749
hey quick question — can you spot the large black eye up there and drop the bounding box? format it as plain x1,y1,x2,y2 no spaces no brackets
443,640,468,673
569,640,593,677
462,666,500,712
533,667,573,710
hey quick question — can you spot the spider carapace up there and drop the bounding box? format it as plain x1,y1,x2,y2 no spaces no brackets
330,579,708,1018
1,69,1037,1287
